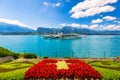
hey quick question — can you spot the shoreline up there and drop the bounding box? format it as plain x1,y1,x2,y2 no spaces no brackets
1,33,120,35
15,57,118,62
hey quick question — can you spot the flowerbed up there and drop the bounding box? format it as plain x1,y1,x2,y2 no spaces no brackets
24,59,101,79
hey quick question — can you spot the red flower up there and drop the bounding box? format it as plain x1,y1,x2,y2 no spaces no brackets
24,59,101,79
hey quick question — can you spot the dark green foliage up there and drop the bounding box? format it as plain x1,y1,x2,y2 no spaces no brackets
116,56,120,59
0,47,19,59
64,56,70,58
19,53,37,59
43,56,48,59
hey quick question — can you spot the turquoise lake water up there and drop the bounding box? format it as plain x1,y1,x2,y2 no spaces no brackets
0,35,120,58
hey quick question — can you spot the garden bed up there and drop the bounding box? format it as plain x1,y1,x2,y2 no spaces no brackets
24,59,101,80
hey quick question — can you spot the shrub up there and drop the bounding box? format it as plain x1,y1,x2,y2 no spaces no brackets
19,53,37,59
64,56,70,58
43,56,48,59
116,56,120,59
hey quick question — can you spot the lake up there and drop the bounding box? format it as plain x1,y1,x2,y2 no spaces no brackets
0,35,120,58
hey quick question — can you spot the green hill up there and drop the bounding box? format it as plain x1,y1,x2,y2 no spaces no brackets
0,47,19,59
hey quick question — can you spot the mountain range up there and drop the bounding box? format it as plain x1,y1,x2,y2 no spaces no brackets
37,26,120,35
0,22,120,35
0,22,34,32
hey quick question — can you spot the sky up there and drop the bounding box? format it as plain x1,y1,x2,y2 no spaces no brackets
0,0,120,30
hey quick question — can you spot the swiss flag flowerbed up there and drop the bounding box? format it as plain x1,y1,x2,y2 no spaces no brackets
24,59,101,80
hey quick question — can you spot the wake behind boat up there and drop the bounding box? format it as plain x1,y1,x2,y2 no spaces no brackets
42,33,82,39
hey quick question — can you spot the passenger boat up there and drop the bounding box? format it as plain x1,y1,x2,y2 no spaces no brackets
42,33,82,39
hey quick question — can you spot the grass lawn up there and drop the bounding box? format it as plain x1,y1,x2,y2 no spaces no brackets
0,59,120,80
86,60,120,80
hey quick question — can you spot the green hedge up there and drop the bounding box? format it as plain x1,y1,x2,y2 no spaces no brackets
19,53,37,59
43,56,48,59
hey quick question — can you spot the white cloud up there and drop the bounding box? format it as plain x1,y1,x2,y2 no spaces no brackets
89,24,99,29
60,23,120,30
114,20,120,24
103,25,115,30
78,24,99,30
70,23,80,27
92,19,103,23
91,16,117,24
103,24,120,30
43,2,49,6
80,24,89,28
103,16,116,21
60,23,80,27
60,23,98,29
70,0,117,18
43,2,61,7
52,3,61,7
0,18,35,29
60,23,67,26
